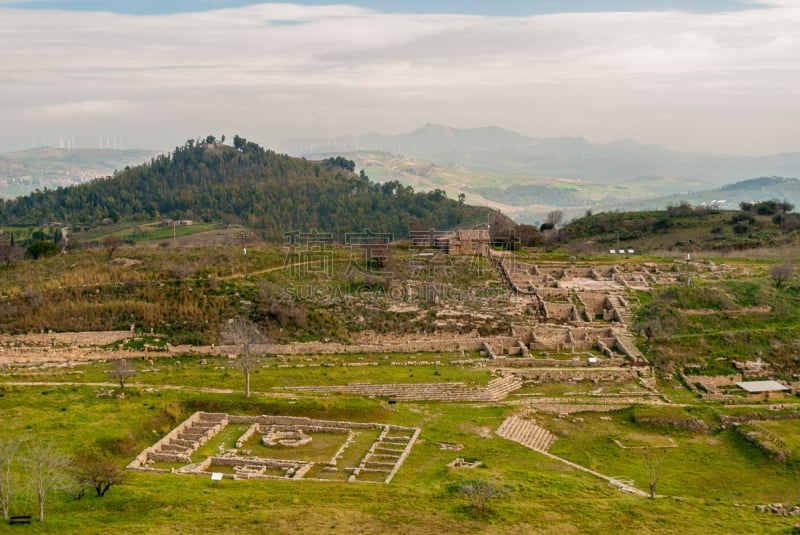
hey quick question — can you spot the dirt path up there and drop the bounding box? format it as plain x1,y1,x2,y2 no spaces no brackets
1,380,297,398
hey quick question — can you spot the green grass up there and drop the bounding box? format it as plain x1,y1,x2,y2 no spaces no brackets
546,408,797,502
0,354,495,391
2,379,800,533
241,430,348,462
758,420,800,453
193,423,251,459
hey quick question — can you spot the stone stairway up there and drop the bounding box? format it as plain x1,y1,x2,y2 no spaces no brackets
613,331,646,364
350,426,420,483
147,412,228,464
495,416,649,497
496,416,556,452
613,295,634,324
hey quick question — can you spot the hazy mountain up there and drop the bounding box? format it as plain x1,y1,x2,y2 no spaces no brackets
618,176,800,213
0,147,161,199
281,124,800,189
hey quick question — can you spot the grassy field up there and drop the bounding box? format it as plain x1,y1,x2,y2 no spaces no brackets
0,353,495,390
2,367,800,533
4,223,800,532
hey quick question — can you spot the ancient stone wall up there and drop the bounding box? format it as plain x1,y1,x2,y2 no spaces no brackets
509,367,639,384
128,412,228,469
487,357,627,368
684,374,742,393
282,373,521,402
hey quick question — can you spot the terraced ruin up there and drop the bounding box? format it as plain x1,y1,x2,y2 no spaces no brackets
130,412,420,484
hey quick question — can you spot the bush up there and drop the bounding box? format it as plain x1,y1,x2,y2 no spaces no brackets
25,240,59,259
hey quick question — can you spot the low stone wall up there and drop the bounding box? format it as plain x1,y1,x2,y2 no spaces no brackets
487,357,627,368
525,403,628,414
730,423,788,462
281,373,521,402
228,415,382,430
720,410,800,425
509,367,639,384
0,330,130,347
131,413,421,484
683,373,742,393
128,412,228,469
235,424,260,448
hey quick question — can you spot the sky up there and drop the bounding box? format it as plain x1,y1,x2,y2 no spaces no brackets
0,0,798,156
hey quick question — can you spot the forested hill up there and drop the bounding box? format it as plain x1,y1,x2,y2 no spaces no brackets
0,137,488,240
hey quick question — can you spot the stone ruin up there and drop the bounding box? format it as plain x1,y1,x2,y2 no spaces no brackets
447,458,482,469
496,416,557,452
261,427,312,448
128,412,420,484
281,373,523,402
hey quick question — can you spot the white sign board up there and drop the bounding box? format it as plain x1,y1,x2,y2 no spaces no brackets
211,472,223,481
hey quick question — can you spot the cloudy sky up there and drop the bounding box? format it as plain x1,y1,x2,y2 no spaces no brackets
1,0,798,155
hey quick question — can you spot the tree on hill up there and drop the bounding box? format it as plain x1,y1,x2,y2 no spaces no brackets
322,156,355,171
771,263,794,288
457,479,509,513
103,235,123,260
545,209,564,228
110,358,135,389
221,317,266,398
0,242,24,267
641,447,668,499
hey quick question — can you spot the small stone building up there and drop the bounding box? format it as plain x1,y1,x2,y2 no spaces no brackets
438,229,490,256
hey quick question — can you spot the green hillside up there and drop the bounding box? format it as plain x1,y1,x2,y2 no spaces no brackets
558,200,798,254
0,138,488,240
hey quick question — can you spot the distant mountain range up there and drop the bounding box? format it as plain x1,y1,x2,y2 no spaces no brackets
2,125,799,226
279,124,800,223
281,123,800,190
630,176,800,212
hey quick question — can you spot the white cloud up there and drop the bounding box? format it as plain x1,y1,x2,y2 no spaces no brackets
0,2,798,154
35,99,136,118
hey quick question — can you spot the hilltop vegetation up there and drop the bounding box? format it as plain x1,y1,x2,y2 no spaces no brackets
558,200,798,253
0,137,488,241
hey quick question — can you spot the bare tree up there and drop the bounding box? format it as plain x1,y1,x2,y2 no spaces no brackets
0,243,24,267
0,437,23,521
26,442,70,522
459,480,509,513
545,209,564,228
641,447,668,499
221,317,266,398
103,235,123,260
109,358,135,389
771,263,794,288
